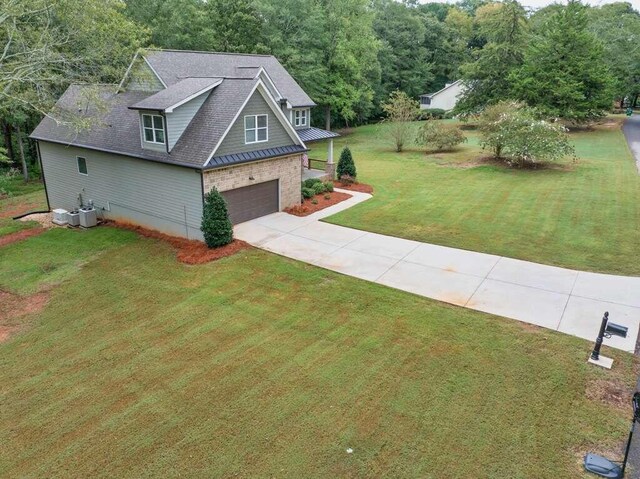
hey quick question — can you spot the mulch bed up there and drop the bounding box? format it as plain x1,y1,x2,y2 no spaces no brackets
109,221,250,265
332,181,374,194
0,227,45,248
285,191,352,216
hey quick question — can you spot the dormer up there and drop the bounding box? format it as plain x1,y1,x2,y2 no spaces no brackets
129,77,221,152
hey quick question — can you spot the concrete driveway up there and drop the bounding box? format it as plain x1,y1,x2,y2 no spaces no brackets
623,114,640,173
235,190,640,352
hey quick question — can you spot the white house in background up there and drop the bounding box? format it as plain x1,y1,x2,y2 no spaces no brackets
419,80,465,111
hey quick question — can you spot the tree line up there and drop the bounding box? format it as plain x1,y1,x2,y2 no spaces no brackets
2,0,640,179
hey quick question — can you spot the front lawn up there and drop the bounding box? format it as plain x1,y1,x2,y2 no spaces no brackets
0,227,635,478
309,119,640,275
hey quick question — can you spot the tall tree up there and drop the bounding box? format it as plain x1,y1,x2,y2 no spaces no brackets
512,0,614,122
124,0,208,50
202,0,265,53
456,0,527,114
587,3,640,107
373,0,433,103
257,0,380,127
312,0,380,127
0,0,146,172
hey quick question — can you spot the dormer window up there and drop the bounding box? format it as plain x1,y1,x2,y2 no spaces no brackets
142,113,165,144
245,114,268,144
294,109,307,127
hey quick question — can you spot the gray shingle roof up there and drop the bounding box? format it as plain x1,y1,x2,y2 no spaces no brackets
296,127,340,143
31,78,291,169
129,77,221,111
144,50,316,108
205,145,307,170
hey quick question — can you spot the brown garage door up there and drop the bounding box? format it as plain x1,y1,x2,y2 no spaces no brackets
222,180,279,224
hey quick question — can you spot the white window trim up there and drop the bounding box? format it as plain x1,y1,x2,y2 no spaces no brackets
294,109,307,127
77,156,88,176
244,114,268,144
141,113,166,145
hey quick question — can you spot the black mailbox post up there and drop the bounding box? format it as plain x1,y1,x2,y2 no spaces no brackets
590,312,628,361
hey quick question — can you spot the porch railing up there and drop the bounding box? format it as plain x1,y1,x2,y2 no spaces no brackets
307,157,327,171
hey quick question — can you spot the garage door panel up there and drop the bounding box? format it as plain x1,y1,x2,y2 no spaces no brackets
222,180,279,224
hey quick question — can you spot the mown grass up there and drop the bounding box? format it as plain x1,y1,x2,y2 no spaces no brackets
309,119,640,275
0,228,137,294
0,218,36,237
0,228,635,478
0,178,47,215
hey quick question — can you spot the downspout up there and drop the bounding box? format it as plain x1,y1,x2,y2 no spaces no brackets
35,140,51,211
162,111,169,154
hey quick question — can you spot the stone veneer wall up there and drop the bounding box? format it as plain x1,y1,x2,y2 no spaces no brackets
203,154,302,210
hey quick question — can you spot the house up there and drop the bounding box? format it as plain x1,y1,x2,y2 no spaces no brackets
30,49,339,240
419,80,465,111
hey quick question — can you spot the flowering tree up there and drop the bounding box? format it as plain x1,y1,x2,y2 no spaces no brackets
478,101,574,166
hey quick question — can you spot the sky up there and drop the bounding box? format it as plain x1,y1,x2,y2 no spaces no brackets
419,0,640,10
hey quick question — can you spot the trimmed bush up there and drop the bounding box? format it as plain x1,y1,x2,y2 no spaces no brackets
312,182,325,195
337,147,356,179
419,108,446,120
415,121,466,151
301,187,315,199
323,181,334,192
201,187,233,248
303,178,323,189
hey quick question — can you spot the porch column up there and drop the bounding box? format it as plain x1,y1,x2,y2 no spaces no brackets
325,139,336,179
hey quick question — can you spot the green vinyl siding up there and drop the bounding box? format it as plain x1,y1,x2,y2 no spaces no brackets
166,93,209,151
216,89,295,156
39,142,204,240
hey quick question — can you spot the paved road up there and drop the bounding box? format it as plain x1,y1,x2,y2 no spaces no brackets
624,116,640,478
623,114,640,173
235,189,640,352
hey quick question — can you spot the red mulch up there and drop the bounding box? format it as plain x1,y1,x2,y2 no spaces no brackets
284,191,352,217
332,181,374,194
0,227,45,248
109,221,251,265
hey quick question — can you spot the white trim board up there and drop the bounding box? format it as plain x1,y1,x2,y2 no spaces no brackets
165,79,222,113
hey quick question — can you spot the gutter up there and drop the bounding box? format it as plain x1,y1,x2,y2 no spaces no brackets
29,137,202,170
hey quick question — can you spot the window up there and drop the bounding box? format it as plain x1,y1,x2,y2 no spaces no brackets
142,113,165,144
77,156,88,175
244,114,268,144
421,96,431,106
294,109,307,127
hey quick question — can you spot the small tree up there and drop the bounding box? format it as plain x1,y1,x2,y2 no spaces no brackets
337,146,357,179
201,187,233,248
415,121,467,151
477,101,516,158
478,101,574,166
382,90,420,152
